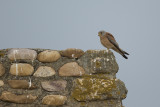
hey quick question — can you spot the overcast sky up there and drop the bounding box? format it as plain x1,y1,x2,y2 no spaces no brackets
0,0,160,107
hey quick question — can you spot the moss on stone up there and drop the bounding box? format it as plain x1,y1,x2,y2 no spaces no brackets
80,102,87,106
117,91,121,95
72,77,117,101
82,74,112,79
109,100,114,104
122,94,127,99
0,51,5,57
95,60,101,68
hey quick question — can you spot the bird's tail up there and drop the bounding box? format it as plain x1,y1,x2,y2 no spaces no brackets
122,54,128,59
112,47,129,59
123,51,129,55
121,50,129,59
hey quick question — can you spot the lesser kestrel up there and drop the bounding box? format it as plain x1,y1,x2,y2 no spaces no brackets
98,30,129,59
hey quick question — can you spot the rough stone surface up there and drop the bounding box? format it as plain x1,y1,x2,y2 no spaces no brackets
0,48,127,107
33,66,55,77
8,80,37,89
60,48,85,59
78,50,119,75
72,77,127,101
0,80,4,87
37,50,61,62
42,95,67,106
0,91,37,104
7,48,37,61
66,98,123,107
10,63,34,76
59,62,85,76
0,64,5,76
41,80,67,92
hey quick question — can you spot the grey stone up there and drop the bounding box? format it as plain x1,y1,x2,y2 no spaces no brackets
8,80,37,89
42,95,67,106
37,50,61,62
60,48,84,59
10,63,34,76
41,80,67,91
0,91,37,104
59,62,85,76
33,66,56,77
7,48,37,61
78,50,119,75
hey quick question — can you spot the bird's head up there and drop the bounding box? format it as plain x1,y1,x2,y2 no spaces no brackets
98,30,106,37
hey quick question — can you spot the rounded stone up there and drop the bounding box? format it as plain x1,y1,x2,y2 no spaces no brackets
8,80,37,89
0,80,4,87
60,48,84,58
0,91,37,104
7,48,37,61
0,64,5,76
42,95,67,106
41,80,67,92
9,63,34,76
59,62,85,76
37,50,61,62
33,66,56,77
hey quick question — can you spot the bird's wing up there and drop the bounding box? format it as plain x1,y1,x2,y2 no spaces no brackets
106,34,119,47
106,35,124,54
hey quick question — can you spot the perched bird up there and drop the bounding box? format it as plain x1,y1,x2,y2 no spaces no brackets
98,30,129,59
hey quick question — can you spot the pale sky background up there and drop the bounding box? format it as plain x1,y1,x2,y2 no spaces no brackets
0,0,160,107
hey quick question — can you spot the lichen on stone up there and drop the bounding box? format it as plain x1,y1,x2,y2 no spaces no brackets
95,58,101,68
82,74,114,79
0,48,127,107
78,49,119,75
72,74,127,102
72,77,117,101
0,50,5,57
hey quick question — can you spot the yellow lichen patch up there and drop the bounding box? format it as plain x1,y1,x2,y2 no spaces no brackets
122,94,127,99
95,60,101,68
77,79,83,85
71,77,117,101
82,74,112,79
0,51,5,57
91,57,111,73
80,102,87,106
117,91,121,95
109,100,114,104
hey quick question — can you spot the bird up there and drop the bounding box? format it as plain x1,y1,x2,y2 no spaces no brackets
98,30,129,59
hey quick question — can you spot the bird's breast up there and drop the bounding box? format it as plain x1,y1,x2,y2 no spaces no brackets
100,36,113,49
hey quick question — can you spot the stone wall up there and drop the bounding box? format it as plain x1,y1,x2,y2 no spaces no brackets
0,48,127,107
